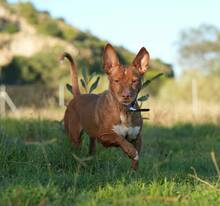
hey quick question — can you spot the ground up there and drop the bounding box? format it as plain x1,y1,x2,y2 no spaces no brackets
1,118,220,205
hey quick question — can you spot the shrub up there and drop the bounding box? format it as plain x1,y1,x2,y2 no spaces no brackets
17,2,38,24
1,56,41,84
1,46,67,87
37,20,63,38
0,18,20,33
74,32,90,42
158,70,220,102
61,26,78,42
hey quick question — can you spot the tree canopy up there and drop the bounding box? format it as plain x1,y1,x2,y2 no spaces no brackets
178,24,220,74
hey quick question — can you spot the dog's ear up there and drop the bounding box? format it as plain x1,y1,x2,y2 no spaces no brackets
132,47,150,75
103,43,120,74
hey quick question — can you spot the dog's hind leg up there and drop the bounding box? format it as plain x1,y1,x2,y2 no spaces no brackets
68,122,83,148
64,107,83,148
88,138,96,155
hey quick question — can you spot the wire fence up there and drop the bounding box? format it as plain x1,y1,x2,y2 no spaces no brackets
0,79,201,118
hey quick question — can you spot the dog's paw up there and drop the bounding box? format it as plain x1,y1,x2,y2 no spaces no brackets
133,151,139,161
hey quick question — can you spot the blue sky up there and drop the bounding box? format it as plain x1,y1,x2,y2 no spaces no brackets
9,0,220,75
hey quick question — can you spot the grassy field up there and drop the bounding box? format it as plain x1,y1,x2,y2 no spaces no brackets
1,113,220,205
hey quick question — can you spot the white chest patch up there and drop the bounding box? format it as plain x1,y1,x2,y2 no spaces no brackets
112,112,140,140
112,124,140,140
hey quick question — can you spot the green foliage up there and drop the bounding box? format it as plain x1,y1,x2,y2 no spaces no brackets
61,25,78,42
17,2,38,24
142,73,164,89
37,19,63,38
1,1,174,96
150,59,174,78
136,73,164,104
4,22,19,33
74,31,91,42
80,65,100,93
158,69,220,103
2,46,67,87
16,2,78,41
178,24,220,74
80,78,87,90
116,46,134,64
137,94,150,102
1,118,220,205
1,56,40,84
89,76,100,93
141,70,167,96
0,18,20,33
66,64,100,95
74,33,106,74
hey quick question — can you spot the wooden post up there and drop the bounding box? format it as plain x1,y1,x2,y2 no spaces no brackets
0,85,17,117
192,78,198,117
59,84,65,107
0,85,6,117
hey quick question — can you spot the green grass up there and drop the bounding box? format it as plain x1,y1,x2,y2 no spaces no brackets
1,118,220,205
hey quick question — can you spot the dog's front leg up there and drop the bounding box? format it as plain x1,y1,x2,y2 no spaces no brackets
99,133,138,167
131,135,142,170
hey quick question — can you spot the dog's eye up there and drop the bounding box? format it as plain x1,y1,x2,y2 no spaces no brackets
114,79,119,83
132,79,138,83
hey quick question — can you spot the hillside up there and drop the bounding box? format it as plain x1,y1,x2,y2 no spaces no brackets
0,1,173,91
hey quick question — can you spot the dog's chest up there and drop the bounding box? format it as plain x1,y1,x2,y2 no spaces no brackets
112,112,140,141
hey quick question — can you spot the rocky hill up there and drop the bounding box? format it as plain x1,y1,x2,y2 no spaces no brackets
0,1,173,91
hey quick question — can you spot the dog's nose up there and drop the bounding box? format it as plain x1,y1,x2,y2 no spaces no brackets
122,91,131,99
122,94,130,99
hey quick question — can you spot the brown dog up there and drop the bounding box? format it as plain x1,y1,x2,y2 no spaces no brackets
63,44,150,170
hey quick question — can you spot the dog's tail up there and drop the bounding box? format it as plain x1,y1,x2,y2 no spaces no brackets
61,52,80,96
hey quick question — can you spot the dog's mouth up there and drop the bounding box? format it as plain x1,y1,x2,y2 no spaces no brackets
121,98,136,107
120,95,137,105
122,101,131,106
113,92,137,108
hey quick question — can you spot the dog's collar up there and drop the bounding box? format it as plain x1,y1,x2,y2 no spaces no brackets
127,100,150,113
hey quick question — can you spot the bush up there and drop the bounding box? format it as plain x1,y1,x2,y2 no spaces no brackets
0,18,20,33
61,26,78,42
17,2,80,41
37,20,63,38
17,2,38,24
1,46,67,87
1,56,41,84
158,70,220,102
74,31,90,42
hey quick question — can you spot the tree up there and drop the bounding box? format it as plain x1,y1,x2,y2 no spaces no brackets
178,24,220,74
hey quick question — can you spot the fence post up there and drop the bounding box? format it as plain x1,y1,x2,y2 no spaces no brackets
192,78,198,117
0,85,18,118
59,84,65,107
0,85,6,117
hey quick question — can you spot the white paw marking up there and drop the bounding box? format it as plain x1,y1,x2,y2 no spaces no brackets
134,151,139,160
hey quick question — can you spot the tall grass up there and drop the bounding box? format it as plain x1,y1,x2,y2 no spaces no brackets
1,118,220,205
